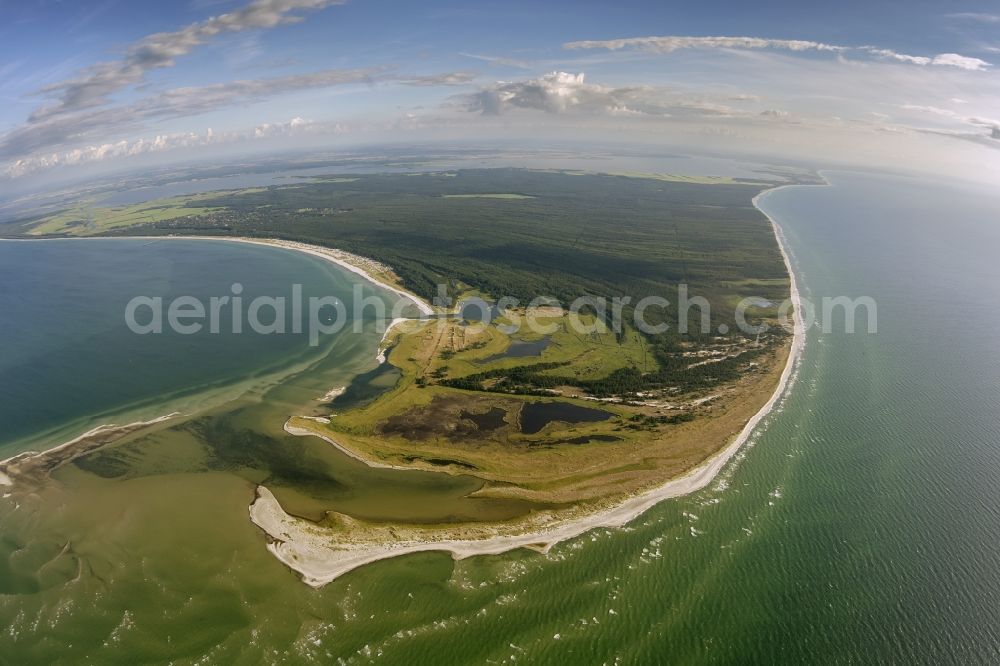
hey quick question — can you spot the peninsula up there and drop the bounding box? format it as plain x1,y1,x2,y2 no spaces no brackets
4,168,807,584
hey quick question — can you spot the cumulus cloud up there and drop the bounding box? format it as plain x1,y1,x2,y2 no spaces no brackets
925,53,991,70
5,130,220,178
564,35,991,71
32,0,345,121
253,115,310,137
462,71,738,118
4,115,329,178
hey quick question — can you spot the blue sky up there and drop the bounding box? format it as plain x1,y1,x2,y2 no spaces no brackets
2,0,999,185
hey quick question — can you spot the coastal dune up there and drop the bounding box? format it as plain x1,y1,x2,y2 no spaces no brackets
248,190,807,587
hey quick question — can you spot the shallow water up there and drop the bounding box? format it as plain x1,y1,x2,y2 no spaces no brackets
2,172,999,662
0,238,378,455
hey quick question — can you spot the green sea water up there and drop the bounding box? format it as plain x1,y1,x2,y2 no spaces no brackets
2,171,1000,663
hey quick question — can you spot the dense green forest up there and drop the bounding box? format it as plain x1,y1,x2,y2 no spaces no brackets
11,168,794,398
97,168,790,335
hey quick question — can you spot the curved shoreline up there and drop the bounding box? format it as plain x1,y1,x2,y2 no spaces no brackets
2,211,809,585
248,185,810,587
217,238,435,317
0,235,432,488
0,235,436,318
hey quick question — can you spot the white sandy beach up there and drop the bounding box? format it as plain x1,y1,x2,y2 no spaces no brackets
221,238,436,317
283,421,415,470
376,317,410,364
318,386,346,402
248,188,809,587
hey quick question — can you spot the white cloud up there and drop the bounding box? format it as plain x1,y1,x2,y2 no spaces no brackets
865,49,931,66
946,12,1000,23
5,132,212,177
32,0,345,121
967,116,1000,130
1,66,478,176
564,35,991,71
463,71,739,118
901,104,958,117
399,72,478,86
254,116,310,137
4,115,325,177
0,68,378,161
458,53,533,69
899,105,1000,140
564,36,844,54
927,53,991,71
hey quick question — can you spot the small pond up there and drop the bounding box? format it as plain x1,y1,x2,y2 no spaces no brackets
475,336,552,364
460,407,508,431
520,401,613,435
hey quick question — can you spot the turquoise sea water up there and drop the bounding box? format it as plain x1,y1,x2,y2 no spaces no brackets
1,171,999,663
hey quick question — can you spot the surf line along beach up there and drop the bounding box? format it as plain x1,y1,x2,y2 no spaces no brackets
246,189,808,587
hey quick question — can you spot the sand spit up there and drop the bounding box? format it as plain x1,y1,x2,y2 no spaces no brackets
376,318,410,364
248,187,808,587
0,413,180,487
318,387,346,402
282,421,412,471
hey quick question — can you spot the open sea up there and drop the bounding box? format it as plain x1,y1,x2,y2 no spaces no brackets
1,171,998,663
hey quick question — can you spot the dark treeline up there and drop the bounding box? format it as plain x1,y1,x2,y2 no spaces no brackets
97,168,790,398
105,168,788,333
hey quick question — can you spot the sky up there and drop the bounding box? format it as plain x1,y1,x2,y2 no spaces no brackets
2,0,1000,190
